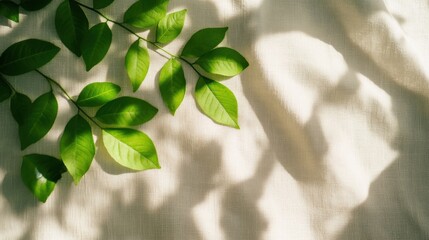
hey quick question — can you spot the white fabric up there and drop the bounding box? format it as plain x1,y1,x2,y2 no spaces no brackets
1,0,429,239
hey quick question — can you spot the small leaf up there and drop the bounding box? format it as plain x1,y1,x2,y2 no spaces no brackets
81,22,112,71
20,0,52,11
21,154,66,202
10,92,32,124
0,75,12,103
19,92,58,150
95,97,158,127
123,0,168,29
93,0,114,9
156,9,187,44
125,39,150,92
0,39,60,76
103,128,159,170
195,47,249,77
55,0,89,57
77,82,121,107
181,27,228,58
159,58,186,115
0,1,19,23
195,77,239,128
60,114,95,184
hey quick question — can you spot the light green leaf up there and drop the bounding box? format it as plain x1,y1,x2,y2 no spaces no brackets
123,0,168,29
195,77,239,128
21,154,66,202
81,22,112,71
95,97,158,127
0,39,60,76
10,92,31,124
77,82,121,107
20,0,52,11
159,58,186,115
103,128,159,170
156,9,187,44
60,114,95,184
195,47,249,77
93,0,114,9
181,27,228,58
125,39,150,92
19,92,58,150
55,0,89,57
0,1,19,23
0,75,12,103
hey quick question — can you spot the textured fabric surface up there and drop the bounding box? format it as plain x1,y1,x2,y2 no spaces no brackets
1,0,429,239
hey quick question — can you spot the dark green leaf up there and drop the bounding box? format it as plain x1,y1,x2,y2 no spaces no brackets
195,47,249,77
95,97,158,127
21,154,66,202
55,0,89,57
125,39,150,92
10,92,31,124
195,77,239,128
20,0,52,11
76,82,121,107
81,22,112,71
0,1,19,23
93,0,114,9
181,27,228,58
19,92,58,150
103,128,159,170
156,9,187,44
0,75,12,102
0,39,60,76
159,58,186,115
60,114,95,184
123,0,168,29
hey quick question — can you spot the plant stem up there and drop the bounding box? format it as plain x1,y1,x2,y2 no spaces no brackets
35,70,103,129
1,75,17,94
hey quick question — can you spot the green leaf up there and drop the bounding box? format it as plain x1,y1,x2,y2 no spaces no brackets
95,97,158,127
0,1,19,23
195,77,239,128
81,22,112,71
102,128,159,170
10,92,31,124
20,0,52,11
156,9,187,44
0,39,60,76
195,47,249,77
19,92,58,150
123,0,168,29
55,0,89,57
93,0,114,9
0,75,12,103
21,154,66,202
76,82,121,107
60,114,95,184
159,58,186,115
181,27,228,58
125,39,150,92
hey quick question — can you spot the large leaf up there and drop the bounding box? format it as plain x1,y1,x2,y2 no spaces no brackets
103,128,159,170
20,0,52,11
125,39,150,92
10,92,31,124
93,0,114,9
0,75,12,103
19,92,58,150
123,0,168,29
60,114,95,184
76,82,121,107
181,27,228,58
0,39,60,76
21,154,66,202
55,0,89,57
194,77,239,128
0,1,19,23
159,58,186,115
81,22,112,71
195,47,249,77
95,97,158,127
156,9,187,44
